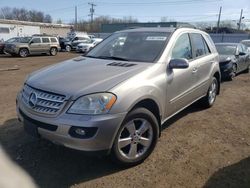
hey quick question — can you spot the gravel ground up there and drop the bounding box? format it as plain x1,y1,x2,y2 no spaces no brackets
0,52,250,188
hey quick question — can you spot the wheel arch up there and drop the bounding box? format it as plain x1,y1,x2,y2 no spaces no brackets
213,71,221,95
130,98,162,137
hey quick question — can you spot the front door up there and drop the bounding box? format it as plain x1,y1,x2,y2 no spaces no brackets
29,38,42,54
165,33,197,117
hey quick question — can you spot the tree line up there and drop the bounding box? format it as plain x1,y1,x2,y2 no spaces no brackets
72,16,138,33
0,7,52,23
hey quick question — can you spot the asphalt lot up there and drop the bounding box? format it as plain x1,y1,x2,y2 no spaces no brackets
0,52,250,188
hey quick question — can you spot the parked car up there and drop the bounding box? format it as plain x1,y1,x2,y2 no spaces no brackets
215,43,250,80
241,40,250,52
76,38,103,53
0,37,21,54
4,35,60,57
64,35,91,52
58,37,67,51
17,27,221,166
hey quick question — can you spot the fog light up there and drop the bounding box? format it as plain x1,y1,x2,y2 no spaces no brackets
75,128,86,136
69,126,98,139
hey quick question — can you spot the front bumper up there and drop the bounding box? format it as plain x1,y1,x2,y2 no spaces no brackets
219,62,234,79
16,93,126,152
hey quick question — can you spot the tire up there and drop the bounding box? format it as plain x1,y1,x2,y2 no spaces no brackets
50,47,58,56
65,45,71,52
111,108,159,166
201,77,218,108
19,48,29,58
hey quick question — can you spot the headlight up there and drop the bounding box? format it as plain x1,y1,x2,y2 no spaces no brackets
67,93,116,115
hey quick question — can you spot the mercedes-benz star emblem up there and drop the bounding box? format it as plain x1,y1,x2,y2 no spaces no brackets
29,92,38,108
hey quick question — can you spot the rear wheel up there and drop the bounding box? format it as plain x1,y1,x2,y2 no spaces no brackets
19,48,29,58
111,108,159,166
50,47,58,56
201,77,218,108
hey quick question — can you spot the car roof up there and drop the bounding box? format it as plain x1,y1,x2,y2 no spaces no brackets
215,43,238,46
115,27,176,33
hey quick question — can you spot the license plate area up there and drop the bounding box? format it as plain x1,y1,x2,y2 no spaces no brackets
23,119,39,138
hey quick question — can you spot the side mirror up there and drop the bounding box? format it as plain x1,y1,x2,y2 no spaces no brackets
169,58,189,69
29,41,34,45
239,52,246,56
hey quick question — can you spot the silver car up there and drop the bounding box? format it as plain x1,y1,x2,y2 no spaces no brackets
17,27,221,165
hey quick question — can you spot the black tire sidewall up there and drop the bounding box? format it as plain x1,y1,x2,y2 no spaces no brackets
112,108,159,166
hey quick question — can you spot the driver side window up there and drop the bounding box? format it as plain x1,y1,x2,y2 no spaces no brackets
171,33,192,60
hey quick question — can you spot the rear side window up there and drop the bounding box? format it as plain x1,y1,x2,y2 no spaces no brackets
50,38,57,43
190,33,210,58
31,38,41,43
42,38,50,43
171,33,192,60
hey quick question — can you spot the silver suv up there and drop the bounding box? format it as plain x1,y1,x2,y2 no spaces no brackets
17,28,220,165
5,35,60,57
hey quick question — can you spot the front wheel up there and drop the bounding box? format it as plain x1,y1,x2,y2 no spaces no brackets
19,48,29,58
65,45,71,52
111,108,159,166
201,77,218,108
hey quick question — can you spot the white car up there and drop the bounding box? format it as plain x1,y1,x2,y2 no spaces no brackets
76,38,103,53
241,40,250,52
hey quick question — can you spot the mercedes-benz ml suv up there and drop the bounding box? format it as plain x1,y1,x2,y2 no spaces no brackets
17,27,221,165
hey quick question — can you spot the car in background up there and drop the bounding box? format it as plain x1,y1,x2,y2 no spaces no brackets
215,43,250,80
64,35,91,52
241,40,250,52
17,27,221,166
0,37,21,54
58,37,68,51
76,38,103,53
4,35,60,57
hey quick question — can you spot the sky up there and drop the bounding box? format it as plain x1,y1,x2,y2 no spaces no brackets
0,0,249,24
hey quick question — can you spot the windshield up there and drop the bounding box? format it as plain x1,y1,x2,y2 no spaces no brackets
20,37,32,43
216,45,236,55
241,41,250,47
86,31,170,62
6,37,20,43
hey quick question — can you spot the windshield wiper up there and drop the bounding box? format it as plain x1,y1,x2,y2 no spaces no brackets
96,56,129,61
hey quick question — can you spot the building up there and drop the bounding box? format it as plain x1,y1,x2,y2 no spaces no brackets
101,22,194,33
0,19,72,41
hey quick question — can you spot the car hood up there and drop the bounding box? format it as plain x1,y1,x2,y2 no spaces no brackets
219,55,235,63
26,57,151,100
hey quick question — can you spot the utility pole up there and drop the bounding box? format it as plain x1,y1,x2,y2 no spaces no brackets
0,8,6,19
88,2,96,24
75,6,78,31
216,6,222,33
238,9,244,30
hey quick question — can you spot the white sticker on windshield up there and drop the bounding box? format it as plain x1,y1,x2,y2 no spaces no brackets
146,36,167,41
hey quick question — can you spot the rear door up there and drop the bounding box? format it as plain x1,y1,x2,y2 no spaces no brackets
41,37,50,52
189,33,214,98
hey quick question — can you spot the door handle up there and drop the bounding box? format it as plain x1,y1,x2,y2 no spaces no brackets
192,67,198,73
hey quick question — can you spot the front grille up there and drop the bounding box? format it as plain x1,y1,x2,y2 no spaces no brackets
22,84,66,115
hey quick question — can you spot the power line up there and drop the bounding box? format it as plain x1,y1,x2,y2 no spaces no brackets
95,0,222,6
